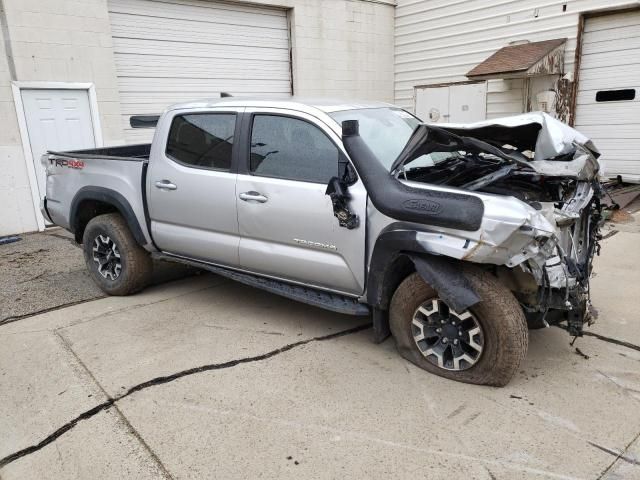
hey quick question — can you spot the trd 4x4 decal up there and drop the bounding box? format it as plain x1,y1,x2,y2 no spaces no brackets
49,157,85,169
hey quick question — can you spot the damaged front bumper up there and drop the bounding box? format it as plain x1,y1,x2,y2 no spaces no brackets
519,180,603,334
397,114,605,336
410,178,604,335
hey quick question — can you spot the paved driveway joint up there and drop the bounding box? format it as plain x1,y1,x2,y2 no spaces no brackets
0,323,371,469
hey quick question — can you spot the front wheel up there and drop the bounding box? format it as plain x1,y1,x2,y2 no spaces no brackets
389,269,528,387
82,213,152,295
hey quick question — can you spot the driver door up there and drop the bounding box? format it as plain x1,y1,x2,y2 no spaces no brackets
236,109,367,295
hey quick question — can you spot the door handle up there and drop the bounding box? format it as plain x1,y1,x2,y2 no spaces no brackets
155,180,177,190
239,191,268,203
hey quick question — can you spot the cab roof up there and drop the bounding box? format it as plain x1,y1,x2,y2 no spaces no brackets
166,96,394,115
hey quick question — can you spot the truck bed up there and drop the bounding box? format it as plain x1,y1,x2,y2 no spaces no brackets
42,144,152,245
48,143,151,161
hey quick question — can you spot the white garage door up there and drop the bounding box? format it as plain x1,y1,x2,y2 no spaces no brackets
574,10,640,182
109,0,291,142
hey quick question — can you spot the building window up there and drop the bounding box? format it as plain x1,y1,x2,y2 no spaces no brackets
595,89,636,102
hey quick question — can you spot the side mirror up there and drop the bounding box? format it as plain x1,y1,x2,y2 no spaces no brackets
326,176,348,199
338,153,358,185
325,177,359,230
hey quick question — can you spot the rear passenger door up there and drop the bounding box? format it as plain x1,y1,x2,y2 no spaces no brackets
147,108,242,266
235,109,367,295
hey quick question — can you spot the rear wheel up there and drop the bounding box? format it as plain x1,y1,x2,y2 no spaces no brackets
389,269,528,387
82,213,152,295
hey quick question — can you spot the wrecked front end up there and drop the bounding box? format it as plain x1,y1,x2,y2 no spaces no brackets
393,113,605,336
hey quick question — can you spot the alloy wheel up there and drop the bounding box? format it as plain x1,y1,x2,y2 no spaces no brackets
411,298,484,371
92,234,122,280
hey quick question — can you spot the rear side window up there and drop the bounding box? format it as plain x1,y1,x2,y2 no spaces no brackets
250,115,339,184
166,113,235,170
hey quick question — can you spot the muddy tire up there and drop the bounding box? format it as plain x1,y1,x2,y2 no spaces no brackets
389,269,528,387
82,213,152,296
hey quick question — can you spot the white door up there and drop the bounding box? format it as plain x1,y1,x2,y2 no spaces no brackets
108,0,291,143
449,83,488,123
415,86,449,122
415,83,487,123
21,89,96,206
574,10,640,182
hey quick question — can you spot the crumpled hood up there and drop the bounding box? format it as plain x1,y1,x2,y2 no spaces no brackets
436,112,600,161
391,112,601,180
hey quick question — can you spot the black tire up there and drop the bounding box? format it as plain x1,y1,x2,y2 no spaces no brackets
389,269,528,387
82,213,152,296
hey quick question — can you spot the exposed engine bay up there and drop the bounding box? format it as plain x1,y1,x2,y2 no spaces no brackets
388,113,605,336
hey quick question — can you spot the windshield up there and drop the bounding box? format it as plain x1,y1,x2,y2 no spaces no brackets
330,108,420,170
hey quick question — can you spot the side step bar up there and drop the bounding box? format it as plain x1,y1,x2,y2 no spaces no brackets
153,253,371,317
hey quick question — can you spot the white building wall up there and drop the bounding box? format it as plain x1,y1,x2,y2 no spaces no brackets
394,0,637,118
0,0,125,236
0,0,395,236
285,0,395,101
0,26,37,236
5,0,126,146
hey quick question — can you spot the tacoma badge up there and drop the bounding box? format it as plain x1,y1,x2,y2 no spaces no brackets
294,238,337,251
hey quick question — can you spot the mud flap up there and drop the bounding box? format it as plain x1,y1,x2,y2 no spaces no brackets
409,255,481,313
372,307,391,344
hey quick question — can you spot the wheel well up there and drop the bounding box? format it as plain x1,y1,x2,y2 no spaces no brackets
376,254,416,310
372,253,483,312
72,199,119,243
70,187,147,246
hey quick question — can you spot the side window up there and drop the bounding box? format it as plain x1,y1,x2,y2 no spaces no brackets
250,115,339,183
166,113,235,170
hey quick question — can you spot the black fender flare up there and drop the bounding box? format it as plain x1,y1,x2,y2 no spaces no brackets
367,228,481,342
70,186,147,246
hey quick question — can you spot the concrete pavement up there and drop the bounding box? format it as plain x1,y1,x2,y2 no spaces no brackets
1,229,639,479
0,228,195,324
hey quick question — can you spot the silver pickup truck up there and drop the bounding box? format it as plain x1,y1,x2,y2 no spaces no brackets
41,98,604,386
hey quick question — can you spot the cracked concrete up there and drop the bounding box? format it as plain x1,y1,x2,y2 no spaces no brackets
1,228,640,479
1,318,369,470
601,432,640,479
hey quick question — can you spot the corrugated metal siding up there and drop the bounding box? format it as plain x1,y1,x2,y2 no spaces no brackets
394,0,633,116
574,10,640,180
108,0,291,142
